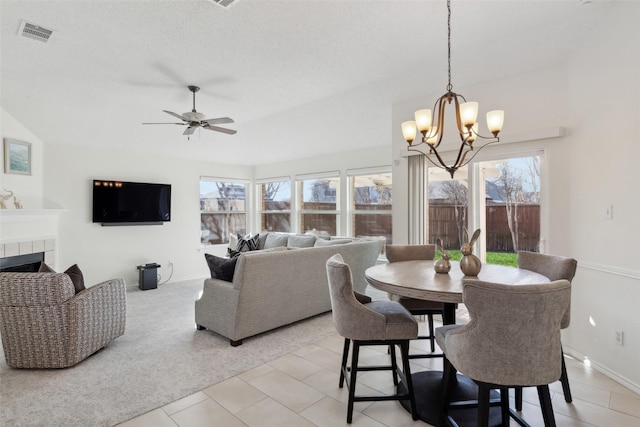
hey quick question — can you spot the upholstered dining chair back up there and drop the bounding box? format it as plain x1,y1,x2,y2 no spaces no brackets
0,272,126,369
326,254,391,341
386,244,436,263
441,279,571,387
517,251,577,328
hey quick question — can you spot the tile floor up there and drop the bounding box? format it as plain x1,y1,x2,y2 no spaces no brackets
117,319,640,427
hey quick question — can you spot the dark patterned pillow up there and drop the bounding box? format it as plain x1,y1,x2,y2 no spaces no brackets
236,233,260,252
38,262,86,294
204,254,238,282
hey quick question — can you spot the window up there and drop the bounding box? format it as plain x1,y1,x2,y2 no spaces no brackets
297,174,339,236
200,179,248,245
427,154,542,266
349,171,392,244
257,179,291,232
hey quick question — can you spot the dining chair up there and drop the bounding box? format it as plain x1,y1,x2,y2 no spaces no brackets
386,244,445,358
436,278,572,427
325,254,419,423
514,251,578,410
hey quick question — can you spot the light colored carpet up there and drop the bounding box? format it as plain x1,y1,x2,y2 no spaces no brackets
0,279,336,426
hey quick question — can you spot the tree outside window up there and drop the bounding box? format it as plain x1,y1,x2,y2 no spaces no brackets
200,180,247,245
350,172,392,244
258,180,291,232
298,176,339,235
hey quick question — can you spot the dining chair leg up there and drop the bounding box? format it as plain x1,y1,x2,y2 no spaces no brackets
477,383,491,427
389,344,399,385
427,313,436,352
537,385,557,427
560,347,572,403
339,338,350,388
515,386,523,411
440,357,456,426
499,386,510,427
399,341,419,420
347,342,361,424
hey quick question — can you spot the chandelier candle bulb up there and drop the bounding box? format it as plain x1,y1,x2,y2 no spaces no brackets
463,123,478,143
427,126,439,145
401,121,417,144
415,109,432,132
487,110,505,135
460,102,479,126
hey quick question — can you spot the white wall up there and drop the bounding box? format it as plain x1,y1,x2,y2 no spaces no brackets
562,2,640,391
43,143,251,286
0,108,44,209
391,2,640,391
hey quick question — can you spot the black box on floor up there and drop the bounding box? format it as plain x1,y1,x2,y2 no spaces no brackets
137,263,160,290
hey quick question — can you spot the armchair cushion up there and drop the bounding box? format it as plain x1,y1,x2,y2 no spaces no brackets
38,262,86,294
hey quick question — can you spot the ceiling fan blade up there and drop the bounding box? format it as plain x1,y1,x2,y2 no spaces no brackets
142,122,185,125
202,117,234,125
204,125,237,135
183,126,198,136
163,110,187,121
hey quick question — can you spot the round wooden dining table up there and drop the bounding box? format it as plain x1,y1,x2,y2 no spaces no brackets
365,260,549,425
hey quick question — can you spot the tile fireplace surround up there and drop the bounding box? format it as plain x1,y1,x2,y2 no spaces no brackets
0,209,65,271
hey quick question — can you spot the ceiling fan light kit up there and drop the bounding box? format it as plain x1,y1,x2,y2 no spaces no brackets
143,85,236,139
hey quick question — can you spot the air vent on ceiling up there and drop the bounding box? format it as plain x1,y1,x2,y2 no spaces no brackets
206,0,239,9
18,21,53,43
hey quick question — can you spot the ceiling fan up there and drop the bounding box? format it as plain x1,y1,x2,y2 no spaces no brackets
143,85,236,137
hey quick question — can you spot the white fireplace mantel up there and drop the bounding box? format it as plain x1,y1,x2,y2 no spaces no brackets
0,209,66,270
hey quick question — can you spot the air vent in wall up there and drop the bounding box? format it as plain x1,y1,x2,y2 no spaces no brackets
18,21,53,43
206,0,239,9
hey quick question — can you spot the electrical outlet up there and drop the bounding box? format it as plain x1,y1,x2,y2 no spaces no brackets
615,329,624,346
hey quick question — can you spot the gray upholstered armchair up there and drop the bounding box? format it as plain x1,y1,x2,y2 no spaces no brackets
436,278,571,426
386,244,444,356
326,254,418,423
0,272,126,369
516,251,578,409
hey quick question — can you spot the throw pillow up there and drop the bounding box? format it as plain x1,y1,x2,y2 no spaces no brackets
314,238,352,247
38,262,86,294
228,233,239,252
264,233,289,249
236,233,260,252
287,234,316,248
204,254,238,282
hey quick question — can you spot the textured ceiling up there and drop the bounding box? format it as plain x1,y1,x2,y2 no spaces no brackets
0,0,613,165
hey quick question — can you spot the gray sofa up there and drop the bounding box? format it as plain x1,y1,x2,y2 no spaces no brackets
195,234,384,345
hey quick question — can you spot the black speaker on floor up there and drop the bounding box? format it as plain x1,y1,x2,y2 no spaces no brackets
137,263,160,290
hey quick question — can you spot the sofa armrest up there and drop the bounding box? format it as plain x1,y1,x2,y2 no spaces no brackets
195,278,240,339
66,278,127,365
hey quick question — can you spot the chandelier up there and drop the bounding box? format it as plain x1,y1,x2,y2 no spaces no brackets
401,0,504,179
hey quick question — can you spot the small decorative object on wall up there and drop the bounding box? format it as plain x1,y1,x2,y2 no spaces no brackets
0,189,14,209
13,195,23,209
460,228,482,276
4,139,32,175
434,238,451,274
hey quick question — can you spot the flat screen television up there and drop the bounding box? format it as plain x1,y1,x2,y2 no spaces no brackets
92,180,171,225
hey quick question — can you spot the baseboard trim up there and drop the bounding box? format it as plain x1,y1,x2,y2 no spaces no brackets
563,345,640,395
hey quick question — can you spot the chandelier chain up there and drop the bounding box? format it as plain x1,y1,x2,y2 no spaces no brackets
447,0,452,92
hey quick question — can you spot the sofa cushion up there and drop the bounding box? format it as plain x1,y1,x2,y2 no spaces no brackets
38,262,86,294
204,254,238,282
237,233,260,252
264,233,289,249
314,238,352,247
287,234,316,248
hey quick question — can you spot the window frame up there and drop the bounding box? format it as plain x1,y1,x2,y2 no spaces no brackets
200,177,250,246
347,167,393,242
255,176,292,233
295,171,341,236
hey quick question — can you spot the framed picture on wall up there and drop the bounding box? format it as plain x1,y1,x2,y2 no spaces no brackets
4,139,31,175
